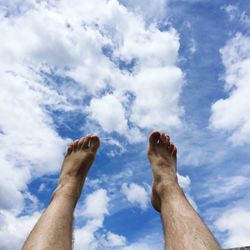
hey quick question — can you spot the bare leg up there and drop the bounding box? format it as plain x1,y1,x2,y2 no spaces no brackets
22,135,100,250
147,131,220,250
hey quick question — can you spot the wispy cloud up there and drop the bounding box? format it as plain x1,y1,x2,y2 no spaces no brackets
210,33,250,145
214,206,250,248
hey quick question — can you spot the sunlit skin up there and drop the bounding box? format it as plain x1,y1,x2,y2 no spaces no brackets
148,131,221,250
22,135,100,250
22,132,220,250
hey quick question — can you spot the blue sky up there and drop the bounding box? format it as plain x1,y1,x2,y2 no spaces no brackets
0,0,250,249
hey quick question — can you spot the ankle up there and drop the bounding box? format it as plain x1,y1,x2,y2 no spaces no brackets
155,181,182,199
52,180,82,206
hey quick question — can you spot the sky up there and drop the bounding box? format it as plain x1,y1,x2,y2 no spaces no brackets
0,0,250,249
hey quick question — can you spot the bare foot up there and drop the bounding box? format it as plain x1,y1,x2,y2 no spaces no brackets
147,131,178,212
53,135,100,203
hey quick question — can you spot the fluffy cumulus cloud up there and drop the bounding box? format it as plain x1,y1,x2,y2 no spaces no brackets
214,206,250,248
89,94,129,134
0,0,184,248
74,188,160,250
121,182,149,209
80,189,110,219
0,211,41,250
210,33,250,145
0,2,72,247
58,0,184,135
74,189,110,250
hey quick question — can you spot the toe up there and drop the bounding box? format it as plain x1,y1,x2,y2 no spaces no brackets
78,137,85,150
169,142,174,151
165,134,170,146
160,133,167,144
169,143,177,157
172,145,177,157
159,133,170,148
73,140,79,151
82,135,91,149
90,135,100,152
149,131,160,146
67,144,74,155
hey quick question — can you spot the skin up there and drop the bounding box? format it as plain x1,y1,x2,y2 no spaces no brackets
23,131,221,250
22,135,100,250
148,131,221,250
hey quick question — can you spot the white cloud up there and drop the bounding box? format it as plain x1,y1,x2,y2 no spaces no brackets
202,175,249,201
1,0,184,141
74,189,110,250
38,183,46,193
0,68,69,211
81,189,110,219
0,211,41,250
74,188,163,250
57,0,184,135
116,26,180,67
89,94,129,134
214,207,250,248
0,0,184,248
177,173,191,190
221,5,238,21
121,182,148,209
120,232,163,250
0,0,183,223
177,173,198,211
105,231,127,247
101,137,127,157
189,38,197,54
119,0,167,23
169,0,208,3
210,33,250,145
240,12,250,27
130,66,184,129
74,188,133,250
221,5,250,27
121,242,157,250
74,218,102,250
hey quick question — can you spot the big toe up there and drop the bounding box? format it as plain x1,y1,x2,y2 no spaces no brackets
89,135,100,152
149,131,160,147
